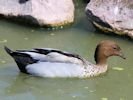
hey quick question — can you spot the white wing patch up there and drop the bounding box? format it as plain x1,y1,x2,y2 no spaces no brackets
23,51,83,65
24,52,47,61
46,52,83,65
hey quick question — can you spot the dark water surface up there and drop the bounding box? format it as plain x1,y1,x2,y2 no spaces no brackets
0,0,133,100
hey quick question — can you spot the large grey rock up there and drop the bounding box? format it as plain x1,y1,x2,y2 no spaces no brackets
86,0,133,38
0,0,74,27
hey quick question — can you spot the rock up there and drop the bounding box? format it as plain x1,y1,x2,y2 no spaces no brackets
0,0,74,27
85,0,133,38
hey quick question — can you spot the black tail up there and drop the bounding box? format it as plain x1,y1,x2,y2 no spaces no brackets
4,46,14,56
4,46,37,74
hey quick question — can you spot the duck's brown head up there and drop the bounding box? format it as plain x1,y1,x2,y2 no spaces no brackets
94,40,125,66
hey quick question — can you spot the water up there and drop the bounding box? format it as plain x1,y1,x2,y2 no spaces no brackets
0,0,133,100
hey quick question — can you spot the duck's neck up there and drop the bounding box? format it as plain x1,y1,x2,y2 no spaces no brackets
94,45,108,67
85,56,108,77
94,56,108,75
94,46,108,67
96,56,108,68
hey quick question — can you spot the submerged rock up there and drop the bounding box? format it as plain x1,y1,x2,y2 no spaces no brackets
0,0,74,27
86,0,133,38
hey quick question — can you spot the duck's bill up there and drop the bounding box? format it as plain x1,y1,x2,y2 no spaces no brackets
118,52,126,59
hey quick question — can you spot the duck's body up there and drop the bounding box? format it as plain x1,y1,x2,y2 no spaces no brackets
26,62,107,78
4,40,125,78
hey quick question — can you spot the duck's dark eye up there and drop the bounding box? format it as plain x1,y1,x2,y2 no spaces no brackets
113,46,118,50
113,45,121,50
113,47,117,50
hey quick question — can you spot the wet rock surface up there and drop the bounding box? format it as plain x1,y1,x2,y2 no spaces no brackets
0,0,74,27
86,0,133,38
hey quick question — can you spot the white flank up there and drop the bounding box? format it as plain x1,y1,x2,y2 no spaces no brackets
26,62,85,78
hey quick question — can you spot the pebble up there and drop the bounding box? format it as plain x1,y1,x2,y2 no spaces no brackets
101,97,108,100
89,90,96,93
50,33,55,36
1,60,6,64
0,39,7,43
31,29,35,32
112,67,124,71
24,37,29,40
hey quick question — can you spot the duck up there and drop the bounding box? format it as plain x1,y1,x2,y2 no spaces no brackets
4,40,125,78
